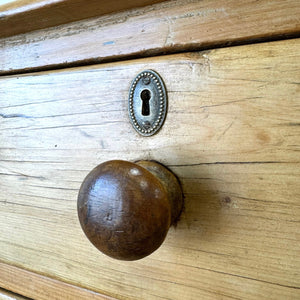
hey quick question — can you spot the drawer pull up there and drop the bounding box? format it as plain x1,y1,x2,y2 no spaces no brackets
77,160,183,260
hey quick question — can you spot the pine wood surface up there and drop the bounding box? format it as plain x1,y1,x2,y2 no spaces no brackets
1,0,299,75
0,0,166,38
0,39,299,299
0,287,29,300
0,262,116,300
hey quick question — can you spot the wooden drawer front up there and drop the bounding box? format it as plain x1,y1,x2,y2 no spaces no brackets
1,0,299,75
0,39,299,300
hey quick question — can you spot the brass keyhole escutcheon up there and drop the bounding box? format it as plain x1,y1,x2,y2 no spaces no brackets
129,70,167,136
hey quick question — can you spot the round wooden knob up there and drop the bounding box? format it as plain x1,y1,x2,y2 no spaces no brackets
77,160,183,261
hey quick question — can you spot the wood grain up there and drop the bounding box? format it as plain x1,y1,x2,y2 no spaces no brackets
1,0,300,75
0,0,166,38
0,287,29,300
0,39,299,299
0,262,116,300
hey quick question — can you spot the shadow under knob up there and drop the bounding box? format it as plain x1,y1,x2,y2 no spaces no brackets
77,160,183,261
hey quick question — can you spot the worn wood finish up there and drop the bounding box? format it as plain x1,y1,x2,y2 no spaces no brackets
1,0,300,75
0,262,116,300
0,287,29,300
0,0,166,38
0,39,299,299
78,160,183,261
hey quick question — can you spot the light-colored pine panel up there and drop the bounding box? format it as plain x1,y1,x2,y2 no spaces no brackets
0,263,116,300
0,0,166,38
1,0,299,74
0,287,28,300
0,39,299,299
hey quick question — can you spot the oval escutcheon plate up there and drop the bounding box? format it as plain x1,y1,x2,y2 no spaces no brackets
128,70,167,136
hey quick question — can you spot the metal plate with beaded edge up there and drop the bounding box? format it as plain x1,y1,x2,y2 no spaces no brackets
128,70,167,136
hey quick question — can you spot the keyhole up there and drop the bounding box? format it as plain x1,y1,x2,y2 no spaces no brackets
140,89,151,116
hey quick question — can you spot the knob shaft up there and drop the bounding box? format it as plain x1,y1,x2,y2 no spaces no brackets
77,160,183,260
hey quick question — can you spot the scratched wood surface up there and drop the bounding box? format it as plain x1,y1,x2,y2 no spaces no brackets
0,39,299,299
0,287,28,300
0,263,115,300
1,0,300,75
0,0,166,39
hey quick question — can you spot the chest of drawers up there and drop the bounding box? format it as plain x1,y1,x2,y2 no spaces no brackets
0,1,299,299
